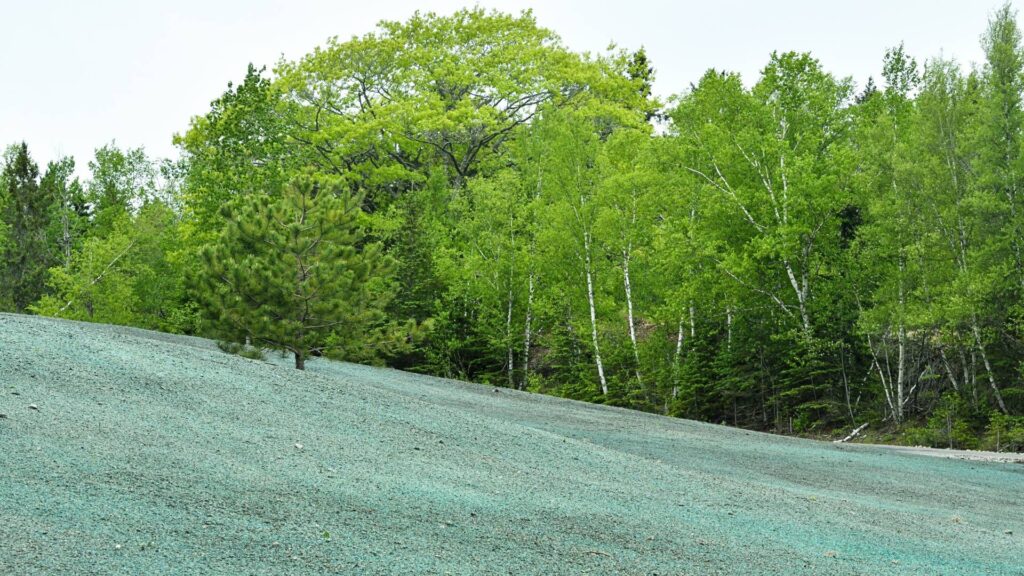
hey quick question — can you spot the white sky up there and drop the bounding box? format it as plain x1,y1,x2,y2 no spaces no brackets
0,0,1015,175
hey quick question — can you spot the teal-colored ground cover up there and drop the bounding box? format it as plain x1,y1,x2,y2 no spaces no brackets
1,313,1022,575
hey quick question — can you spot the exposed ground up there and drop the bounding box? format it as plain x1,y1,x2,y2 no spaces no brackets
854,443,1024,464
1,313,1022,575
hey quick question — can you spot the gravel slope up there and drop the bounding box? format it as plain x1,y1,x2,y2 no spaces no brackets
1,313,1022,575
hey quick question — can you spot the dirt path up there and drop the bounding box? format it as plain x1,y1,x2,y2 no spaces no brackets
855,443,1024,464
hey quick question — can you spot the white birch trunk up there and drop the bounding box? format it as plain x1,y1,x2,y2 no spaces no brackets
896,322,906,423
521,163,543,392
672,315,686,392
623,246,641,386
726,305,733,351
939,346,960,392
675,317,685,361
867,333,897,422
520,273,534,391
972,320,1008,414
506,287,515,388
584,230,608,395
783,259,811,335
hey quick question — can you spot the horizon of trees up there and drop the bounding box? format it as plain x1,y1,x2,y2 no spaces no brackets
3,6,1024,450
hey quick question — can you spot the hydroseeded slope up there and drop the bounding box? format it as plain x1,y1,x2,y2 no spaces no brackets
0,314,1021,576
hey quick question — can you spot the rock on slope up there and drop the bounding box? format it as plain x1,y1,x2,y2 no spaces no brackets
0,313,1022,575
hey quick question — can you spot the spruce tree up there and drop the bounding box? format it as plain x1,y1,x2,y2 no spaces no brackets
41,156,90,270
198,180,395,369
627,46,659,122
1,143,52,312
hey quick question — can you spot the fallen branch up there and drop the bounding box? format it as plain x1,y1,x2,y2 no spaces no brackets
834,422,869,444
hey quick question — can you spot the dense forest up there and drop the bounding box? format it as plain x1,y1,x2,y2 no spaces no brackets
3,7,1024,450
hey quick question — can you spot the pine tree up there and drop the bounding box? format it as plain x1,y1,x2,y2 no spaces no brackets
627,46,659,121
1,143,52,312
197,179,396,369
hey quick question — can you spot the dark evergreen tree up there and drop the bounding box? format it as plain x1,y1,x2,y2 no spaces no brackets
197,179,399,369
40,156,90,270
627,46,659,121
1,143,52,312
856,76,878,103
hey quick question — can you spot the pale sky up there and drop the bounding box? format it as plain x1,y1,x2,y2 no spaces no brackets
0,0,1015,175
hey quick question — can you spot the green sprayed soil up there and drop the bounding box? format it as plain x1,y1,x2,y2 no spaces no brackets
1,313,1022,575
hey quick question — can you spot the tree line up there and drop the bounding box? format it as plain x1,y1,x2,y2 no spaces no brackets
3,7,1024,449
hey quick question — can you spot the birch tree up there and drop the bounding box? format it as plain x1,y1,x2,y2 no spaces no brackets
538,110,610,395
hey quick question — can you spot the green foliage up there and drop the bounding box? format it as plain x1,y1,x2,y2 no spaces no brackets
985,411,1024,451
40,156,90,270
273,8,636,196
33,201,193,333
175,64,295,238
216,340,266,361
9,7,1024,447
196,179,402,369
1,142,52,312
87,144,156,234
904,394,979,449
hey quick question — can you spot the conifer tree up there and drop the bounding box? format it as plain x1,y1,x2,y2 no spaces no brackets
627,46,659,121
198,179,396,369
40,156,90,270
1,143,52,312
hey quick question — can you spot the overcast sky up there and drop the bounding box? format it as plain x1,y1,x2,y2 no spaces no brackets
0,0,1016,175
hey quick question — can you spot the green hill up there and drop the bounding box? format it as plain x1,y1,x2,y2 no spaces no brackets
1,313,1022,575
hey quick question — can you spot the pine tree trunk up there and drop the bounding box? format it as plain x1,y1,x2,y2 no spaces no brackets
295,351,306,370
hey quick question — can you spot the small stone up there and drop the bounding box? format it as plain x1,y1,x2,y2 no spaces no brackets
1006,530,1014,535
28,404,38,410
271,541,280,547
0,413,7,419
294,443,303,450
824,550,837,558
114,544,122,550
